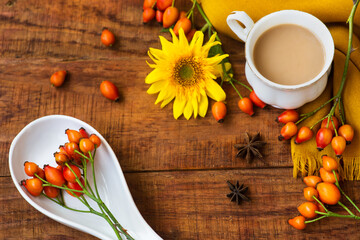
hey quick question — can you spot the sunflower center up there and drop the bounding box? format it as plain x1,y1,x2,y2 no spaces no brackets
173,57,202,87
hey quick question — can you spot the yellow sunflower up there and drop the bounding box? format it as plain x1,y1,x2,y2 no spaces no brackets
145,28,228,120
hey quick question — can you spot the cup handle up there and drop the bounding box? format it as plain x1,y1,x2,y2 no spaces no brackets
226,11,254,42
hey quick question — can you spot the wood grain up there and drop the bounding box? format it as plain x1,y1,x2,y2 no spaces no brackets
0,57,289,177
1,0,360,239
2,169,360,239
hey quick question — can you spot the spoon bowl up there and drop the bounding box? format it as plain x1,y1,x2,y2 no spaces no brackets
9,115,162,240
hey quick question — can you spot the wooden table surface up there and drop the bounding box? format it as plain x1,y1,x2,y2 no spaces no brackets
1,0,360,239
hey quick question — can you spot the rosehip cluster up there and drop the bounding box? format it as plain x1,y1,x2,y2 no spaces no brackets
21,127,101,199
289,155,360,230
277,109,354,157
143,0,195,40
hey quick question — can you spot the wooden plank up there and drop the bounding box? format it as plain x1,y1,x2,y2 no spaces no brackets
0,57,290,176
2,168,360,239
125,168,360,239
0,0,200,60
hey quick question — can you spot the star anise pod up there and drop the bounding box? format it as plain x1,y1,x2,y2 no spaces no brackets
226,180,249,205
234,132,266,163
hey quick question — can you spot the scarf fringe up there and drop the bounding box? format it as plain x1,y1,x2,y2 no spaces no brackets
292,152,360,180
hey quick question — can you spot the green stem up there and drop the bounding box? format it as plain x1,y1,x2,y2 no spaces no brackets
70,161,83,169
201,23,209,33
339,98,346,125
74,150,90,161
338,201,355,216
304,215,327,224
186,0,196,18
35,173,84,193
41,193,91,213
313,196,329,212
196,2,212,28
82,158,88,189
333,170,360,213
310,114,328,130
94,210,122,240
229,80,242,99
231,78,252,92
336,0,359,99
331,117,339,136
296,97,335,125
301,0,359,127
89,151,101,199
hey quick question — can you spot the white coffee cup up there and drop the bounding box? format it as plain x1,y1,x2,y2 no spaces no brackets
227,10,334,109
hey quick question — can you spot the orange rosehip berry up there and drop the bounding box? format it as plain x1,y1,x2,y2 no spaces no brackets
143,8,156,23
338,124,354,145
24,161,39,177
101,29,115,47
211,101,227,123
238,97,254,116
249,91,266,109
21,178,44,196
156,0,172,11
186,29,197,42
163,7,179,28
317,182,341,205
288,216,306,230
316,128,333,151
303,176,322,188
173,17,192,36
156,10,163,23
178,11,187,20
278,122,297,141
36,168,45,179
50,70,67,87
79,138,95,153
54,152,69,166
79,127,89,138
65,129,82,144
321,116,339,135
44,186,60,198
294,126,313,144
143,0,156,10
322,155,338,171
276,110,299,124
319,167,339,184
304,187,319,202
100,80,120,101
331,136,346,157
89,134,101,147
298,201,318,218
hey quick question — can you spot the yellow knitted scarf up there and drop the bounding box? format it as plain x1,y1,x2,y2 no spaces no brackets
201,0,360,179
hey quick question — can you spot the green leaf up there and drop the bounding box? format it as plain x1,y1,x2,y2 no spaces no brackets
160,24,175,33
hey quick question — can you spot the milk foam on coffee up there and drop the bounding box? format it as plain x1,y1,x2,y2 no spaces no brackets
253,24,325,85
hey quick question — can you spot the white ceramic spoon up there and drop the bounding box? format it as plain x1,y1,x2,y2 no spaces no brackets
9,115,162,240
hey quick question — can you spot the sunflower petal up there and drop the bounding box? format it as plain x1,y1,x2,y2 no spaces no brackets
149,48,165,60
159,36,174,53
145,68,164,84
190,31,204,56
170,28,179,46
147,80,166,94
206,79,226,101
155,85,172,104
205,54,229,66
183,100,193,120
173,96,186,119
178,28,189,53
192,95,199,118
199,94,208,117
161,95,175,108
